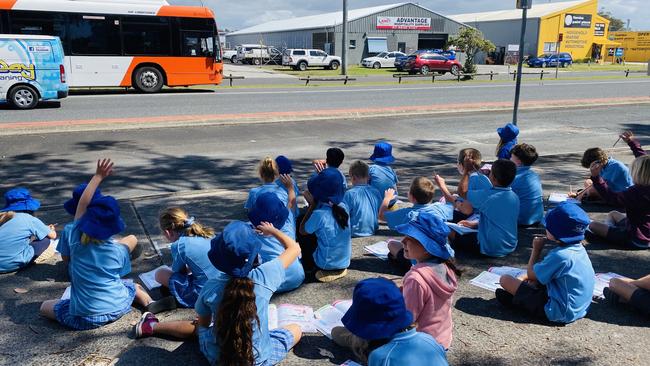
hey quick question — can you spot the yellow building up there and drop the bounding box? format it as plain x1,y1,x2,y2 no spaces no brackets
610,31,650,62
452,0,618,63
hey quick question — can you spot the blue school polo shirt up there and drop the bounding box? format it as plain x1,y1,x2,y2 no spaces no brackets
385,202,453,230
497,140,517,159
369,163,398,197
343,184,382,237
304,202,351,270
171,236,222,286
368,328,448,366
468,172,492,191
250,221,304,293
67,222,132,316
534,244,595,323
0,213,51,272
511,166,544,225
56,222,75,259
245,183,295,239
600,158,633,193
468,187,520,257
195,258,285,366
275,176,301,219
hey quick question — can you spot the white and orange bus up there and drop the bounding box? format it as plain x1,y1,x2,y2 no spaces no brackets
0,0,223,92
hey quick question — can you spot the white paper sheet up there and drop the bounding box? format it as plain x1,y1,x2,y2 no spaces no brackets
447,222,478,235
489,266,527,279
364,241,390,260
469,271,503,292
138,265,171,290
593,272,625,299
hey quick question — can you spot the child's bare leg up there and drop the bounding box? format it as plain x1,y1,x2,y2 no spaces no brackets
608,277,639,302
155,267,174,288
588,221,609,238
282,323,303,348
500,275,523,296
608,211,627,224
388,240,404,257
134,283,154,307
119,235,138,253
153,320,198,339
39,300,58,320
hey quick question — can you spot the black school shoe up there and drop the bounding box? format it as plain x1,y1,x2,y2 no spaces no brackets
495,288,515,307
603,287,621,305
146,296,178,314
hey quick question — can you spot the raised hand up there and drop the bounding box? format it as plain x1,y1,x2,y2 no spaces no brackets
620,130,634,143
256,221,278,235
279,174,293,190
589,161,603,177
95,158,114,179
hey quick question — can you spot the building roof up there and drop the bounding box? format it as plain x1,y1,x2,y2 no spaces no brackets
450,0,586,23
228,2,459,35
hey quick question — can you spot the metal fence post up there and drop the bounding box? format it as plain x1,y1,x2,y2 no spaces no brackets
540,70,544,80
490,71,494,81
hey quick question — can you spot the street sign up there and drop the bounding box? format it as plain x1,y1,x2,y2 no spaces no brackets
558,33,563,42
608,48,615,56
615,48,624,57
516,0,532,9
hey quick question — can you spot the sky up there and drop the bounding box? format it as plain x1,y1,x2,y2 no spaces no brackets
170,0,649,31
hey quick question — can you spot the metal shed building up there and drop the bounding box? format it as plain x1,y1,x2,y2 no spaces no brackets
225,2,466,64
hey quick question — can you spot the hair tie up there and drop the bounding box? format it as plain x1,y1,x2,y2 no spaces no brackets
183,216,195,228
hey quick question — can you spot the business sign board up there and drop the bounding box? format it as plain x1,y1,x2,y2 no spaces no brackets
564,14,592,28
594,23,606,36
376,17,431,30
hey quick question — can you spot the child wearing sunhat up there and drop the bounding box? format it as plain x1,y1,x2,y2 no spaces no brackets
343,160,383,237
275,155,301,220
334,278,448,366
134,220,303,366
249,192,305,292
369,141,399,204
57,183,103,265
152,207,221,309
496,122,519,159
496,202,595,323
510,143,544,226
299,168,351,282
0,187,57,273
313,147,348,190
40,159,157,330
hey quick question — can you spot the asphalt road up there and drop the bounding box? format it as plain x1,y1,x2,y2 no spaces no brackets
0,78,649,124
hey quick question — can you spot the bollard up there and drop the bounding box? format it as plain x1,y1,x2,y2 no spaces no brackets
540,70,544,80
305,76,310,86
490,71,494,81
432,74,436,83
457,73,461,82
625,69,630,77
229,73,233,87
512,71,517,81
344,75,349,85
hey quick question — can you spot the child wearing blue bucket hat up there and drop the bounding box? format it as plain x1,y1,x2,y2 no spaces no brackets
496,202,595,323
40,159,157,330
298,167,351,282
57,183,103,265
0,187,57,273
369,141,399,206
335,278,448,366
134,220,303,366
496,122,519,160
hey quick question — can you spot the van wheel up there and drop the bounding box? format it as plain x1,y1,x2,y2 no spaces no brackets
298,61,308,71
329,60,340,70
9,85,39,109
134,66,164,93
231,55,237,63
253,58,261,66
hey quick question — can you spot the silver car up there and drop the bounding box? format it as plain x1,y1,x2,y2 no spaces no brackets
361,52,406,69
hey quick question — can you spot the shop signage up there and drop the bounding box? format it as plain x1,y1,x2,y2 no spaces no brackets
564,14,592,28
594,23,605,36
376,16,431,30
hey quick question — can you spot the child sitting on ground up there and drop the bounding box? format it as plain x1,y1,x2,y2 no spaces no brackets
313,147,347,190
153,208,221,309
571,143,633,201
435,159,519,257
604,273,650,317
510,143,544,226
40,159,158,330
134,220,303,366
332,278,448,366
369,141,399,205
275,155,301,220
298,168,351,282
496,122,519,159
380,177,452,231
587,131,649,249
0,187,57,273
343,160,382,237
496,202,595,324
57,184,102,265
248,192,305,292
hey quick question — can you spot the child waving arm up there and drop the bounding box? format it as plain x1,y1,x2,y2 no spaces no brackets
75,159,114,221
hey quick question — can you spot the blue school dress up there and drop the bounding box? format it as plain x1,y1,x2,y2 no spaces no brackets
169,235,222,307
368,328,448,366
600,158,633,193
343,184,382,237
511,166,544,225
0,213,51,272
252,221,304,292
468,187,520,257
304,202,352,270
369,163,398,197
246,183,295,239
275,176,301,220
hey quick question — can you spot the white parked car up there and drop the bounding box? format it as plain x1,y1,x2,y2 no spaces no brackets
361,51,406,69
223,49,238,63
282,49,341,71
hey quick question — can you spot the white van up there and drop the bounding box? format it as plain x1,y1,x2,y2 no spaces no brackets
0,34,68,109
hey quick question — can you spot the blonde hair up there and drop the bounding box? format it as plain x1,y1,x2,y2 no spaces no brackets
631,155,650,186
0,211,15,226
159,207,214,238
258,157,278,183
81,233,102,245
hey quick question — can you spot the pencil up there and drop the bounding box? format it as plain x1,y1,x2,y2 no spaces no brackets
613,137,621,147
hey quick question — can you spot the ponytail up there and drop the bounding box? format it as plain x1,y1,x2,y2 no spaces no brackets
495,139,505,158
159,207,214,239
444,258,463,278
0,211,15,226
331,203,349,229
258,157,279,183
216,277,259,366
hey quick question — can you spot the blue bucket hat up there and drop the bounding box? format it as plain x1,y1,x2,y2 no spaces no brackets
275,155,293,175
78,196,125,240
307,168,345,205
247,192,289,230
63,184,103,216
1,187,40,212
369,141,395,164
342,278,413,340
395,212,454,260
497,123,519,142
543,202,591,244
208,221,263,278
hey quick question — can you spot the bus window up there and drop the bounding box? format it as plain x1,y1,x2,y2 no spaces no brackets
8,11,67,39
181,31,214,57
122,16,171,55
69,14,120,55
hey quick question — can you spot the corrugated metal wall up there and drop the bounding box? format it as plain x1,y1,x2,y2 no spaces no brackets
226,29,326,50
463,19,540,63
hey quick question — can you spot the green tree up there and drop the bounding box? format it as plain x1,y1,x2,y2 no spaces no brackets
447,27,495,75
598,11,625,31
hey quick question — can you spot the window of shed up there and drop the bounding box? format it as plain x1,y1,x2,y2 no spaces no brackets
367,38,388,54
349,39,356,49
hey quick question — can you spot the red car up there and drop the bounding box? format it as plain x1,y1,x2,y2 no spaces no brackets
404,53,462,76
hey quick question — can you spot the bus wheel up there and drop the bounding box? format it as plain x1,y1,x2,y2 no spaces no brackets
134,66,164,93
9,85,39,109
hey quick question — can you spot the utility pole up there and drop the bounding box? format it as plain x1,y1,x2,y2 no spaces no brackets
513,0,531,126
342,0,348,75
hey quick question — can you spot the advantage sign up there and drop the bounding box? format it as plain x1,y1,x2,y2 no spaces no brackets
564,14,592,28
376,16,431,30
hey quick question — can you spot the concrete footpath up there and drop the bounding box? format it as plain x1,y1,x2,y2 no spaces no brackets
1,149,649,366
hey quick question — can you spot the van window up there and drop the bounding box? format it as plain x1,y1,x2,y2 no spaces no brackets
293,50,305,55
68,14,120,55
